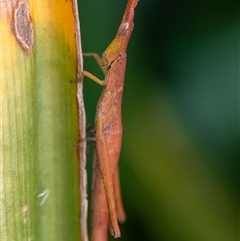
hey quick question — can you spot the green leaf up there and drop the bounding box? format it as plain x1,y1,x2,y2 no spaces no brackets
1,1,84,240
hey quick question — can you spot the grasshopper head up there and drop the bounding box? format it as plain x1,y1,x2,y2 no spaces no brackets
101,6,136,69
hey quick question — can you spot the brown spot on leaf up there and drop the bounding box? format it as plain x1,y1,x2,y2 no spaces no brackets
12,0,34,53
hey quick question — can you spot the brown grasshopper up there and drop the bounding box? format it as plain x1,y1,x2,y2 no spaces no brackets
83,0,139,239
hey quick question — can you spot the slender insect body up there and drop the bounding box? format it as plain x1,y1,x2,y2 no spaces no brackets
93,54,127,238
84,1,139,240
97,54,126,165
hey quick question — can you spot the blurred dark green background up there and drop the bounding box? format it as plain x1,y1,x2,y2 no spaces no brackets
78,0,239,240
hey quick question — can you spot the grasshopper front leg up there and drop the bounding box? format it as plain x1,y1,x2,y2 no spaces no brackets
83,70,106,86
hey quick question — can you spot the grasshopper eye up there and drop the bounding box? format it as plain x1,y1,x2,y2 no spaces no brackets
117,22,129,37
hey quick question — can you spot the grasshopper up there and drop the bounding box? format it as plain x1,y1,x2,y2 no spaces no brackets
83,0,139,239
